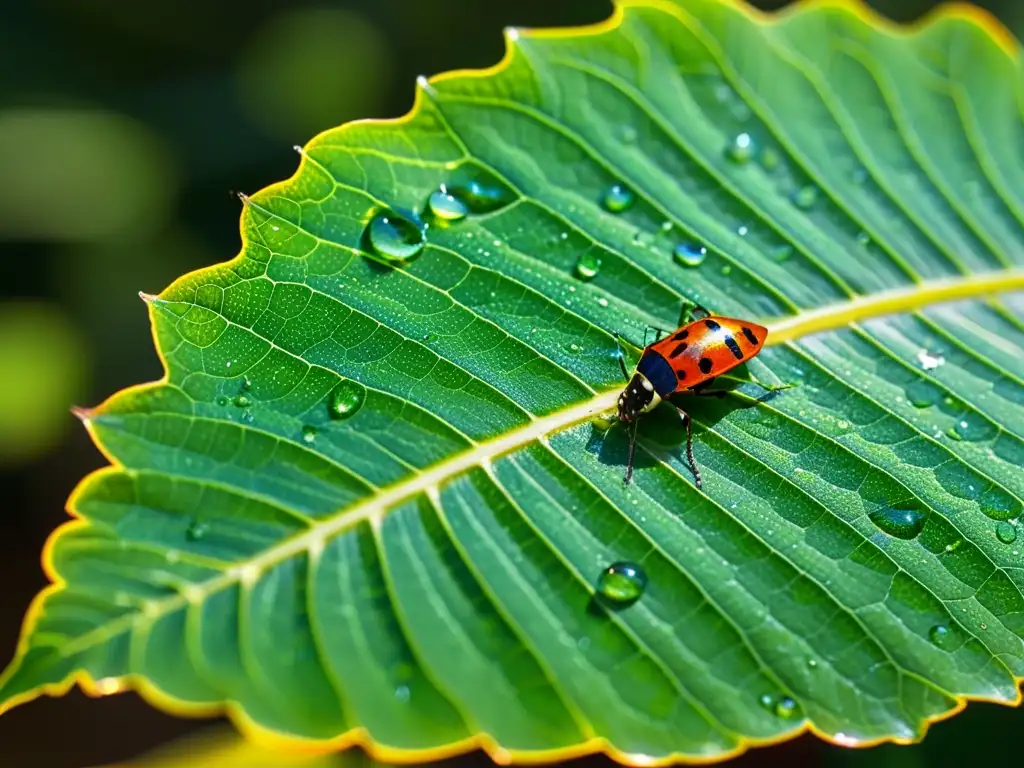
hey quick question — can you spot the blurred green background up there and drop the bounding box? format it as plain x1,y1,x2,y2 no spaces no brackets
1,1,1021,766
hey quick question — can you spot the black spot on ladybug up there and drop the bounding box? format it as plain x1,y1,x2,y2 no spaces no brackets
698,357,713,374
672,329,689,341
703,319,721,331
742,326,758,345
724,335,744,360
676,369,686,381
669,342,688,358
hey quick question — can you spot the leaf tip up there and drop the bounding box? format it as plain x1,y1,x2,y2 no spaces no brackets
236,191,250,206
138,291,158,304
70,405,94,423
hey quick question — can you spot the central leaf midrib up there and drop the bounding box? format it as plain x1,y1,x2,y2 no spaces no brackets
45,269,1024,664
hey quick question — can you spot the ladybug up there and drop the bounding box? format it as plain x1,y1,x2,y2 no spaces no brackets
616,304,776,488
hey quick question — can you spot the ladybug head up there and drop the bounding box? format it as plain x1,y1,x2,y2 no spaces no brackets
617,373,660,423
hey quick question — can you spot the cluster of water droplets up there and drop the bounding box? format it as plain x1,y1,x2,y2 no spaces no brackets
364,170,517,265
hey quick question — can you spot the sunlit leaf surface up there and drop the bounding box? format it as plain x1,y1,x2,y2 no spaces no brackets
5,0,1024,762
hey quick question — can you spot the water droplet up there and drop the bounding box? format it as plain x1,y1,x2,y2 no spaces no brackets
855,231,872,247
996,522,1017,544
233,394,251,408
917,349,945,371
950,415,997,443
726,132,755,164
302,425,317,444
241,411,254,423
394,684,410,703
596,562,646,605
905,380,940,408
807,659,818,669
618,125,638,143
791,185,818,210
568,343,581,353
602,183,634,212
216,395,229,406
759,146,781,171
367,210,425,264
928,624,951,647
241,377,252,391
328,379,366,420
186,519,209,541
772,245,794,262
446,174,516,213
737,225,749,237
869,503,927,539
979,488,1019,520
427,186,468,221
673,242,707,267
597,297,609,308
574,252,601,281
759,693,799,719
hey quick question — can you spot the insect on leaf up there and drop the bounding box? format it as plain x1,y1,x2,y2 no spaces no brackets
4,0,1024,763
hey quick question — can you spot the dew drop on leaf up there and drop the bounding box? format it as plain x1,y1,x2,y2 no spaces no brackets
367,210,425,263
759,693,799,719
856,231,872,247
790,185,818,210
602,183,634,212
216,395,229,406
427,186,468,221
868,503,927,539
446,177,516,214
996,522,1017,544
574,252,601,281
618,125,638,143
772,244,794,262
186,519,209,541
233,394,251,408
596,562,646,605
302,425,317,444
905,379,940,408
726,132,755,164
673,242,707,267
328,379,366,420
241,377,252,391
979,488,1020,520
928,624,951,647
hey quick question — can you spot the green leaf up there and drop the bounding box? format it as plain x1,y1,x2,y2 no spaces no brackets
5,0,1024,762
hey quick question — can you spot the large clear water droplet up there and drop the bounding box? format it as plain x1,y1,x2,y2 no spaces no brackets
996,522,1017,544
446,174,516,214
427,186,468,221
726,132,755,164
869,503,927,539
602,183,634,212
574,252,601,281
673,242,707,267
328,379,366,420
597,562,646,605
367,210,425,264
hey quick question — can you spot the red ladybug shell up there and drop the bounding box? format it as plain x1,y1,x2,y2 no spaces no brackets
648,315,768,392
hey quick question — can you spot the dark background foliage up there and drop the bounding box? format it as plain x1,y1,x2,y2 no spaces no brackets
1,1,1020,765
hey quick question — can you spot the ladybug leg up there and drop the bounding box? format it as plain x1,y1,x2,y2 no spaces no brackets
690,377,728,399
673,406,702,489
680,302,711,324
624,420,639,485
